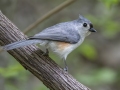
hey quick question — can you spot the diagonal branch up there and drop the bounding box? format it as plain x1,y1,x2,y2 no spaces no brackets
23,0,76,34
0,11,90,90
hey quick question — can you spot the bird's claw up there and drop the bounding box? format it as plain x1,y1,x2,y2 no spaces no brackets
42,49,49,56
64,66,68,72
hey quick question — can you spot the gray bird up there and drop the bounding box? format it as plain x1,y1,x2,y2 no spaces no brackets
1,15,96,71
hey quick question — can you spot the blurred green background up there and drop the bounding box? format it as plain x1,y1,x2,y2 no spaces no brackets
0,0,120,90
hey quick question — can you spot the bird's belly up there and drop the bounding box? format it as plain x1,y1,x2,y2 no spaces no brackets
48,41,83,59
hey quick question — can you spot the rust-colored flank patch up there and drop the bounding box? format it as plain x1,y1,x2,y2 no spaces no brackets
57,42,71,51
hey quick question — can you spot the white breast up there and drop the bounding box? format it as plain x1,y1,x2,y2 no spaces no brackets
46,37,84,60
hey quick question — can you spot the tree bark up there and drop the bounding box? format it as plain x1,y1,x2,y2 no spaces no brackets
0,11,90,90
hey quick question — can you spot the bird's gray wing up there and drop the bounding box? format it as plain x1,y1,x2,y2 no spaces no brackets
29,22,80,44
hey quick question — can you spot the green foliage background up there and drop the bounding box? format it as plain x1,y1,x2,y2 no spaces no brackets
0,0,120,90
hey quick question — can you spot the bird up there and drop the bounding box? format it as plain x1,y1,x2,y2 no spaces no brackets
1,15,96,71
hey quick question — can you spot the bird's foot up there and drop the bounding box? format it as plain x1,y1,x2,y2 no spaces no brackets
42,49,49,56
64,66,68,72
63,58,68,72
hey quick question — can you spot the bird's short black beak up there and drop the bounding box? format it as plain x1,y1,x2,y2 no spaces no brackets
89,28,97,32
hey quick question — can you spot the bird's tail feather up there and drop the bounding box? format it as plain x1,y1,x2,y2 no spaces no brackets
3,40,41,51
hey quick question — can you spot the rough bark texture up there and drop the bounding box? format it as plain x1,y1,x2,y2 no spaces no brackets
0,11,90,90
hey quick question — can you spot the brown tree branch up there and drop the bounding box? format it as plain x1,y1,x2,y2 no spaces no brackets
0,11,90,90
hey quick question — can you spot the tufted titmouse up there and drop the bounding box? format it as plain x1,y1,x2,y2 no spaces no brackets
1,15,96,71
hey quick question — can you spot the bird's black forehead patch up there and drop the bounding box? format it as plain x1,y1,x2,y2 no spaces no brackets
90,23,93,28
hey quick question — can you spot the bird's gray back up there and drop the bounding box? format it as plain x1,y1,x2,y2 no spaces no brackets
32,20,80,44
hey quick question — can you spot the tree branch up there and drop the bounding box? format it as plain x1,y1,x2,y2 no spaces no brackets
23,0,76,34
0,11,90,90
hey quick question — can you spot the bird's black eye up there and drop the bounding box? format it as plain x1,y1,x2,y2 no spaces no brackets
83,23,87,27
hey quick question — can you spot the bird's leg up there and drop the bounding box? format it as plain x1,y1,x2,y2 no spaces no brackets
42,48,49,56
63,58,68,72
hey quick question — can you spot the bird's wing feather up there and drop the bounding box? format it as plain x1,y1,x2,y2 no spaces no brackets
29,22,80,44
